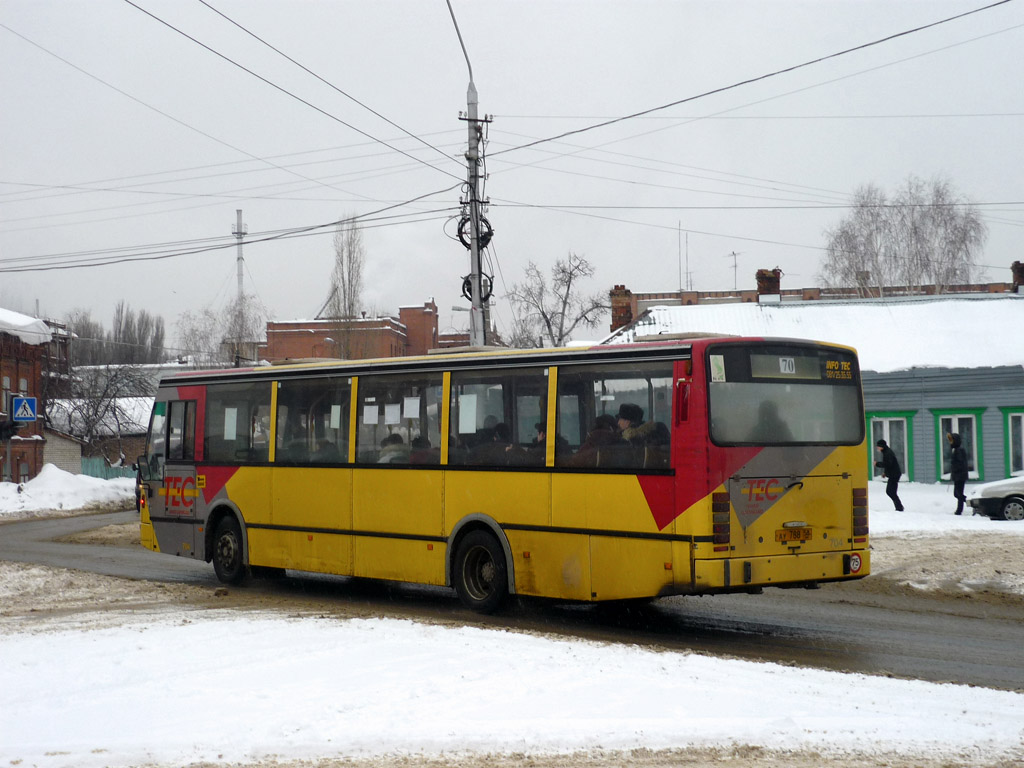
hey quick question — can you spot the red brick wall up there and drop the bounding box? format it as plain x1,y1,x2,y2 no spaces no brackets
1,332,46,481
399,301,439,356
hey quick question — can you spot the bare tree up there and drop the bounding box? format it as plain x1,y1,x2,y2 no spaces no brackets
47,364,152,461
506,253,608,348
322,218,366,359
820,176,987,294
221,293,265,366
67,304,165,366
176,308,223,367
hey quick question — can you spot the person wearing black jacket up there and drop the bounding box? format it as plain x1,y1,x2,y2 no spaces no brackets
948,432,969,515
875,439,904,511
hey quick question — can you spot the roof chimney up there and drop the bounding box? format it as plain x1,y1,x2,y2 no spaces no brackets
756,267,782,302
609,285,634,331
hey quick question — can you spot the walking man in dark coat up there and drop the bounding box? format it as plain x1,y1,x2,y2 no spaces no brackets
948,432,969,515
875,439,904,511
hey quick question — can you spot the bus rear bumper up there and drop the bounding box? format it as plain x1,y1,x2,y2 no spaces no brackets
690,548,870,593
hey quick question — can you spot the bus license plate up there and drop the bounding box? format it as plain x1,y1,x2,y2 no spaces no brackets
775,527,812,543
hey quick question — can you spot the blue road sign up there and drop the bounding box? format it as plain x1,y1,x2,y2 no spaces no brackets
12,396,37,422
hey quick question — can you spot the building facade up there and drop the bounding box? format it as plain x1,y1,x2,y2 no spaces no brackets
1,308,53,481
258,301,441,362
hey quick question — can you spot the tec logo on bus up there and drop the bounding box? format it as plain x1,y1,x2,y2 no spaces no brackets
160,475,198,513
742,477,785,502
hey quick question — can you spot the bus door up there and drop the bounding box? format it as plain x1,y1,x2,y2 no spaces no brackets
143,398,199,559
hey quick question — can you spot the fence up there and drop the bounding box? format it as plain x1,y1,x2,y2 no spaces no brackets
81,457,137,480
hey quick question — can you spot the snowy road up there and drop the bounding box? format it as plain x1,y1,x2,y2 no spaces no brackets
4,509,1023,691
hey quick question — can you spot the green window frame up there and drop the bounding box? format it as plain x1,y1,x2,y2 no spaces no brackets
998,406,1024,478
866,410,916,481
930,407,985,482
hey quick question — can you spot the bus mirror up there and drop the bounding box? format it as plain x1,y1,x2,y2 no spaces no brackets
136,455,149,481
675,382,690,425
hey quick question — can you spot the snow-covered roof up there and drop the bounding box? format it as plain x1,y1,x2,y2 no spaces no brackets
0,307,52,346
47,396,154,437
601,293,1024,373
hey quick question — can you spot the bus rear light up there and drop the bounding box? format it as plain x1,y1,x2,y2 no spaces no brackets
711,492,731,548
852,487,868,538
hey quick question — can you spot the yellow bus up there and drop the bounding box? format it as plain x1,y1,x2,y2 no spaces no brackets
137,337,869,612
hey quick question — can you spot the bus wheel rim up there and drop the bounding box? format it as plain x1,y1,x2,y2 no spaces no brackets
464,546,495,600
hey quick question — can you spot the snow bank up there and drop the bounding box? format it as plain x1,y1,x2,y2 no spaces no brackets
0,464,135,519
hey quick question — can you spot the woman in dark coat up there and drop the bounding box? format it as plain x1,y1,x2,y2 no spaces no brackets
875,439,904,511
948,432,969,515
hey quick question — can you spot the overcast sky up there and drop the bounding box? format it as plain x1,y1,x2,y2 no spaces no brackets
2,0,1021,351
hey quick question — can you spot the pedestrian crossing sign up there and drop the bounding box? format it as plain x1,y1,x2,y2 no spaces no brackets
12,396,37,422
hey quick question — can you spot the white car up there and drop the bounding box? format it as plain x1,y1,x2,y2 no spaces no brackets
966,476,1024,521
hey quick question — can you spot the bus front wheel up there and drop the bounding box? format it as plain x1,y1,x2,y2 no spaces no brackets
453,530,509,614
212,516,247,584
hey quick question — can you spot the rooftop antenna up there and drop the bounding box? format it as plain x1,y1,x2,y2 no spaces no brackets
725,250,743,291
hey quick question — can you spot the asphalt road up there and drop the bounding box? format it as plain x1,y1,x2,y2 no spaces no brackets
3,510,1022,692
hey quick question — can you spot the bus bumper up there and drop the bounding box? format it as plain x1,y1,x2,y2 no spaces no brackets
691,549,870,592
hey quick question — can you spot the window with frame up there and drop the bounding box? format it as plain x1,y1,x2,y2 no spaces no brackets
1005,409,1024,477
275,376,351,465
449,367,548,467
356,373,442,465
555,361,674,470
205,382,273,464
870,416,909,481
939,413,980,481
167,400,196,462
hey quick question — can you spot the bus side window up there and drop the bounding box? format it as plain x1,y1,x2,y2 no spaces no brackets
555,362,674,470
449,367,547,468
276,377,351,465
356,373,442,465
206,383,272,464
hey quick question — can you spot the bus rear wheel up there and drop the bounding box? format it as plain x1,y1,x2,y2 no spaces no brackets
453,530,509,614
212,516,247,584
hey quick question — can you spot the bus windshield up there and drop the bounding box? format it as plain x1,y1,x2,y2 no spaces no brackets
707,343,863,446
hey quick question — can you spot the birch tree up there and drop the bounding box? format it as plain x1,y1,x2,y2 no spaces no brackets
820,176,987,294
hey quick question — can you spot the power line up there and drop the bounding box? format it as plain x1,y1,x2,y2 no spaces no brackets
490,200,1024,212
0,22,379,206
495,112,1024,121
122,0,464,184
195,0,458,171
491,0,1016,158
0,185,461,273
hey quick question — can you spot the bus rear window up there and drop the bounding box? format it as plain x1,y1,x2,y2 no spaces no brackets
707,344,863,446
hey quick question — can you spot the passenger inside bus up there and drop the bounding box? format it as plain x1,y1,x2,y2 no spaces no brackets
749,399,793,443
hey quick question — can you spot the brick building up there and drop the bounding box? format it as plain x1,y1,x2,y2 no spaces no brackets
1,307,53,482
259,300,445,362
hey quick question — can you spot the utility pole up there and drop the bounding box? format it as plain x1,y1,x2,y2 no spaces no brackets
231,209,248,366
232,209,247,305
448,0,491,348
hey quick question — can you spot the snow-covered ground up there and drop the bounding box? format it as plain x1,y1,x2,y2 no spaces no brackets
0,463,136,519
1,467,1022,768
